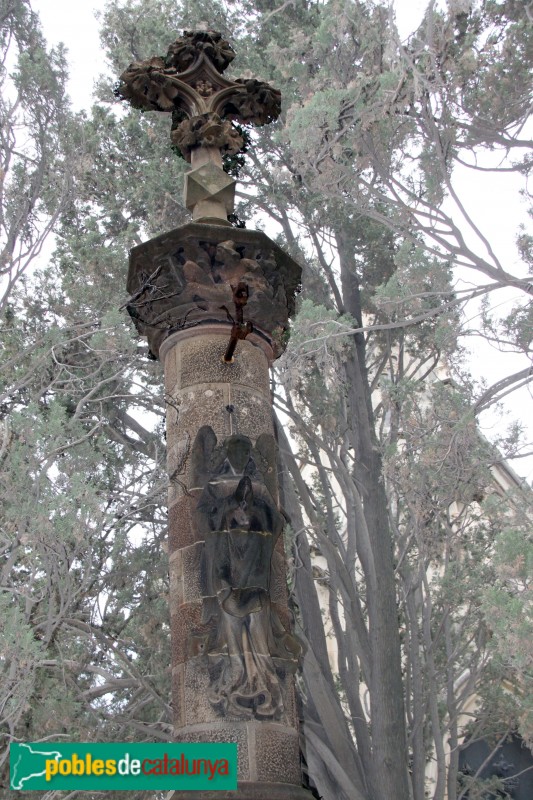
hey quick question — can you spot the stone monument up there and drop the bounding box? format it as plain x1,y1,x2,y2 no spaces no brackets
117,30,310,800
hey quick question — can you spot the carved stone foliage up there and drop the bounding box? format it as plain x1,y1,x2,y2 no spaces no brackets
221,79,281,126
172,113,244,162
166,31,235,74
126,225,302,360
115,30,281,161
116,56,184,113
189,426,301,721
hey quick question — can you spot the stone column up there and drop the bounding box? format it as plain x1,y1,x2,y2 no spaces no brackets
126,223,310,799
119,30,313,799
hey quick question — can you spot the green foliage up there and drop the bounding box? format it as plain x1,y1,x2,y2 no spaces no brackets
1,5,171,787
289,298,357,357
481,518,533,745
0,0,79,311
279,299,356,428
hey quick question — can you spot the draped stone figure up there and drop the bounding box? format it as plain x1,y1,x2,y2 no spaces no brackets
191,427,301,720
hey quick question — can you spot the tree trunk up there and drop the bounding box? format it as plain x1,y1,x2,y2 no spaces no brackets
336,229,410,800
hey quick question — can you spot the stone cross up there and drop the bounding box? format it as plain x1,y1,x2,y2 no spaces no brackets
116,30,281,223
118,31,311,800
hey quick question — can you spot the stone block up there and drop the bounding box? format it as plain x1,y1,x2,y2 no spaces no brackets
184,162,236,213
182,655,220,726
281,681,297,730
169,549,184,613
167,431,192,478
230,388,273,439
168,477,187,508
164,346,178,394
182,542,206,603
169,496,196,551
253,725,301,785
171,600,209,665
175,385,230,441
176,724,250,781
172,663,185,728
178,335,270,394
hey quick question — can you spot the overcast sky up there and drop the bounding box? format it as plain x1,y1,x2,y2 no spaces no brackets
30,0,533,482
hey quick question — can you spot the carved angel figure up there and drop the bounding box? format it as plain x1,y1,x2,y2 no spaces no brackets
191,427,301,720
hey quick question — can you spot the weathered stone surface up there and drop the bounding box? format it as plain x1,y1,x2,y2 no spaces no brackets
168,476,186,509
165,388,181,427
168,496,196,551
182,656,220,725
181,541,206,603
184,161,236,213
169,548,184,613
174,385,230,442
126,224,301,360
164,343,178,392
171,600,208,665
174,335,270,394
171,663,185,728
167,431,192,478
280,680,297,730
176,724,250,781
230,387,274,440
254,726,301,785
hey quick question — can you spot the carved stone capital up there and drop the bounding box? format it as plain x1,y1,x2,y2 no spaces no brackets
126,223,302,360
172,113,244,162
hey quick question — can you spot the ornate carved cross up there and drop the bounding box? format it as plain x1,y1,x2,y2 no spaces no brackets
116,30,281,223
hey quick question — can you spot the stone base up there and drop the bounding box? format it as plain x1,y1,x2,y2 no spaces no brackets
168,781,315,799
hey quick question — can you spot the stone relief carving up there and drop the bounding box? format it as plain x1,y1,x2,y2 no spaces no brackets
189,426,301,720
220,79,281,126
171,113,244,162
126,230,301,359
166,31,235,74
